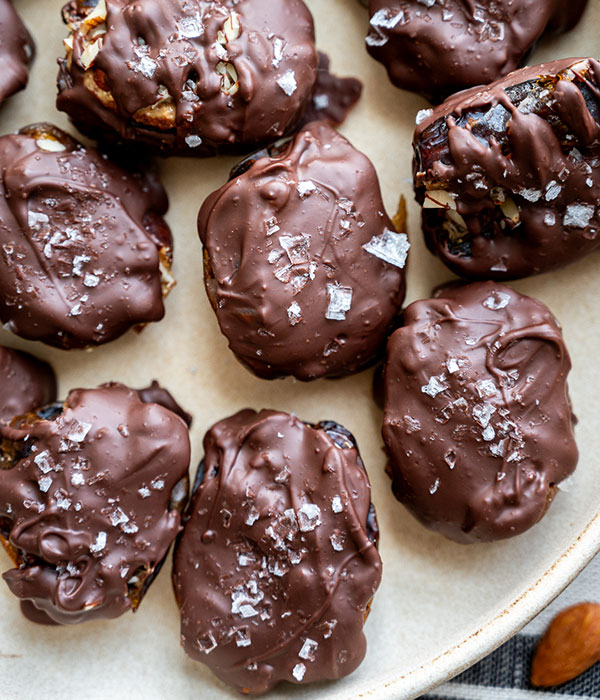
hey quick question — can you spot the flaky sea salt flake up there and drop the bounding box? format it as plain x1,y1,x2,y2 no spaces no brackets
299,638,318,661
277,70,297,96
326,283,353,321
292,663,306,682
297,503,321,532
363,229,410,269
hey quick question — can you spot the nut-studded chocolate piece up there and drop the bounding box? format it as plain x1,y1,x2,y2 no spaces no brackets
0,383,191,624
0,124,173,349
0,0,35,105
172,409,381,694
57,0,319,156
365,1,587,102
198,121,409,380
0,346,57,424
382,282,578,544
413,58,600,280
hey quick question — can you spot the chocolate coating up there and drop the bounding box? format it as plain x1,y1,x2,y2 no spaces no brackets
0,124,173,349
0,346,57,424
136,380,193,427
300,53,362,128
57,0,319,156
382,282,578,543
0,383,191,624
173,409,381,694
198,120,409,380
0,0,34,105
365,1,587,102
414,58,600,280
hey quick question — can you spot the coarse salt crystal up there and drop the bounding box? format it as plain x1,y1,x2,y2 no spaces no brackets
292,663,306,682
363,229,410,269
277,70,297,96
326,283,353,321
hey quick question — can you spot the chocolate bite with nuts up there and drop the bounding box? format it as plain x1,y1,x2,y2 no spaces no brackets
0,0,34,105
0,382,191,624
382,282,578,544
57,0,319,156
173,409,381,695
0,124,173,349
414,58,600,280
365,1,587,102
198,120,409,380
0,346,57,424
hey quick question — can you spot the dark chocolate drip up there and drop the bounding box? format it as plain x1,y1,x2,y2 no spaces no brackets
172,409,381,694
382,282,578,544
198,121,408,381
0,383,191,624
365,0,588,102
300,53,363,127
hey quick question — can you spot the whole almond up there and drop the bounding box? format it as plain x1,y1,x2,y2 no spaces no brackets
531,602,600,687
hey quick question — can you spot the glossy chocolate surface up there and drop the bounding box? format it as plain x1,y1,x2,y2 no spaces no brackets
57,0,319,156
382,282,578,543
0,0,34,105
0,346,57,424
0,124,172,349
0,383,191,623
365,0,587,102
414,58,600,280
199,120,409,380
173,409,381,694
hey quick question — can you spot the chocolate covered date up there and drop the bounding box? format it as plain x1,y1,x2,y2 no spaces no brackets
198,121,409,381
365,0,587,102
0,124,173,349
0,383,190,624
382,282,578,543
173,409,381,694
414,58,600,280
57,0,319,156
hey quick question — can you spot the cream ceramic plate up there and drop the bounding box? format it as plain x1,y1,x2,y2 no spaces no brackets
2,1,600,698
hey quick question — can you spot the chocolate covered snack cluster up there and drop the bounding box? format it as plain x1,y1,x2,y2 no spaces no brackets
382,282,578,543
413,58,600,280
199,121,409,380
0,124,173,349
365,0,587,102
173,409,382,694
0,383,191,624
57,0,319,155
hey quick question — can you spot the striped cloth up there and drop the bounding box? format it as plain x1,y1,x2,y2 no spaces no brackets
422,555,600,699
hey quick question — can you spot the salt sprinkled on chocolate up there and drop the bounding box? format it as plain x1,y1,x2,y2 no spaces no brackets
382,282,578,543
172,409,381,694
0,383,190,623
198,121,407,380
